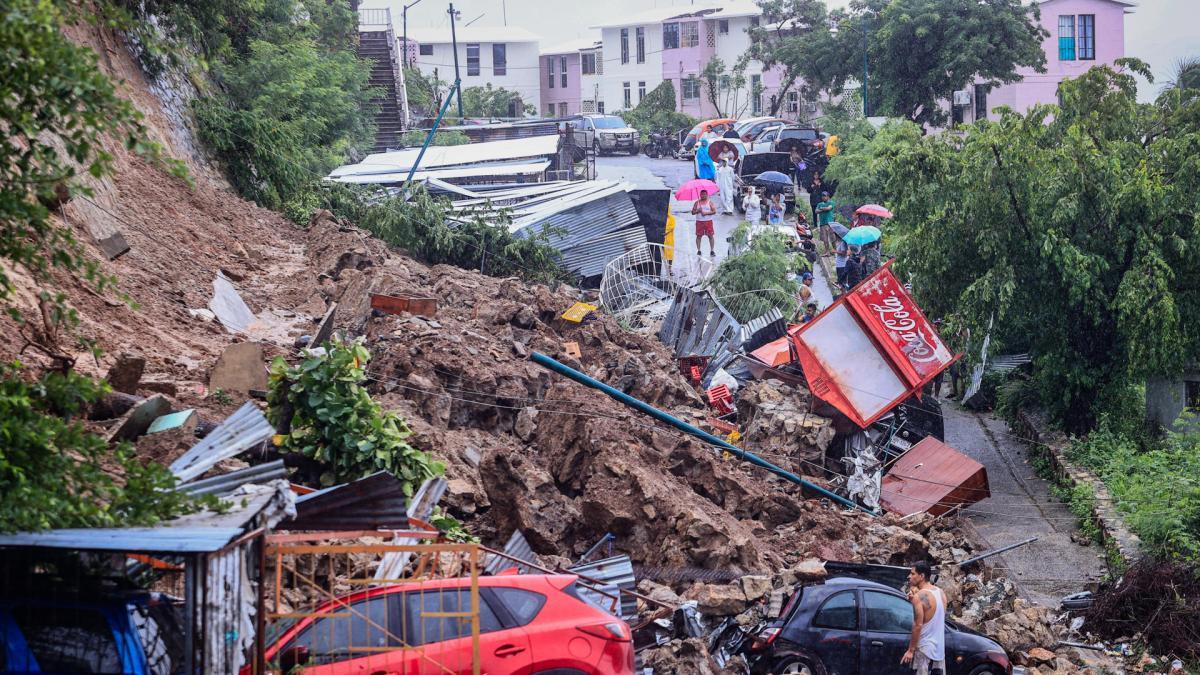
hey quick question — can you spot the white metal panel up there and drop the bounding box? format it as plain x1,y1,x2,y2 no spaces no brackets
797,304,907,420
330,160,550,184
329,135,559,177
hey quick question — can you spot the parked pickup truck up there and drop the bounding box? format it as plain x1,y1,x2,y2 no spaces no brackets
746,124,826,158
569,114,640,156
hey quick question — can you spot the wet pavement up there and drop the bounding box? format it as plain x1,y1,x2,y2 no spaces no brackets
942,403,1107,608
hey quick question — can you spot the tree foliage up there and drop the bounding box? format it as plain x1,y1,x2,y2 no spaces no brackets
620,81,697,136
460,84,530,119
700,56,753,119
708,229,806,322
874,61,1200,431
752,0,1047,128
824,119,921,208
268,337,444,490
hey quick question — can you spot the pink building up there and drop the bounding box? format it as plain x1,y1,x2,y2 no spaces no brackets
958,0,1134,123
539,39,603,118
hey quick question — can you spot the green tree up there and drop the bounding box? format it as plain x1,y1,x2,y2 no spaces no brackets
824,119,922,207
0,0,200,530
750,0,840,116
460,84,529,119
877,60,1200,431
708,229,806,322
700,55,752,119
621,81,696,136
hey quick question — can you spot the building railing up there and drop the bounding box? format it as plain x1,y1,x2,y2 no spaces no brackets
357,7,390,28
356,7,410,136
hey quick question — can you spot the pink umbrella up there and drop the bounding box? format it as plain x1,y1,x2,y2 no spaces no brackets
675,179,720,201
855,204,894,218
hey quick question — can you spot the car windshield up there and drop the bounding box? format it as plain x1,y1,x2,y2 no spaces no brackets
592,116,626,129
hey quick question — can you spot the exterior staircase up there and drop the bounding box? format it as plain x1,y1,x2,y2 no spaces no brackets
357,10,405,153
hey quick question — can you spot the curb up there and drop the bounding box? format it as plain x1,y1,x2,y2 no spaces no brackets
1013,408,1143,569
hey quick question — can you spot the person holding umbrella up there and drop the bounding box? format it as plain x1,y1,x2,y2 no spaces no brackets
844,244,865,289
691,189,718,257
695,139,716,180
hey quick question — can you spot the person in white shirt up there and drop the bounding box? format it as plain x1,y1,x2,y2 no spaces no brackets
903,561,946,675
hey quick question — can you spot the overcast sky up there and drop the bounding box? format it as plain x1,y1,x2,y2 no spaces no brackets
374,0,1197,101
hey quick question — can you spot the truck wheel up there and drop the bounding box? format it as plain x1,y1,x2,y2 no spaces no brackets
629,146,639,156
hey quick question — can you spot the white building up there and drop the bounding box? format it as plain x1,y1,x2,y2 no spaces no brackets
404,25,543,116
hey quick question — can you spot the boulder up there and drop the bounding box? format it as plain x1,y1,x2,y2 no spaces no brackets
981,601,1058,654
735,380,835,476
739,575,773,602
686,583,749,616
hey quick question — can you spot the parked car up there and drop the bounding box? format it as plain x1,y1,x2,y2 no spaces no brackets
0,593,183,674
734,116,790,143
734,152,798,213
746,577,1012,675
257,573,635,674
746,124,825,158
570,115,640,156
681,118,739,154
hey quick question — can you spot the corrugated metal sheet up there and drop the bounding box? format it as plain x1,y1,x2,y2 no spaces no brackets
0,527,245,553
880,436,990,516
483,530,538,575
568,555,637,618
170,402,275,483
373,476,449,581
176,460,287,497
456,122,559,143
329,135,560,178
289,471,411,530
510,185,639,245
558,226,648,278
331,160,550,184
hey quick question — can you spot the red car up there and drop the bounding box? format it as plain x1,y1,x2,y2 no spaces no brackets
256,573,634,674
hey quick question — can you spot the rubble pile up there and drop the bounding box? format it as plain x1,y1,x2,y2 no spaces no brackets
734,380,837,476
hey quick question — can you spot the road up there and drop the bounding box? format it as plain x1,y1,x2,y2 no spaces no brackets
942,404,1106,607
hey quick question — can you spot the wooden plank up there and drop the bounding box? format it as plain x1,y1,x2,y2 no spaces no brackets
370,293,437,318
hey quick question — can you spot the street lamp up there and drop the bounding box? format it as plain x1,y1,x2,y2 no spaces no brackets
402,0,424,70
448,3,464,119
830,11,873,117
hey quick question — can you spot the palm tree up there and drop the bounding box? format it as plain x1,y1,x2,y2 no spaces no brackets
1164,56,1200,92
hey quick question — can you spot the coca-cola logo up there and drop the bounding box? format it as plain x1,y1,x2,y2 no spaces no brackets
869,293,942,365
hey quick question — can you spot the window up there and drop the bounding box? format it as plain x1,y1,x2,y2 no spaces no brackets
13,606,122,673
466,43,480,76
636,27,646,63
638,81,646,102
283,596,398,665
681,22,700,48
560,56,567,87
558,102,567,117
864,591,914,633
974,84,988,121
751,74,762,114
682,77,701,100
750,16,760,27
1186,380,1200,409
418,43,433,56
787,91,799,113
546,104,554,117
597,101,605,113
620,28,629,64
581,52,597,75
663,22,680,50
491,588,547,625
492,43,507,76
1058,15,1076,60
547,57,555,88
718,19,729,34
623,82,631,108
406,589,502,646
1078,14,1095,60
812,591,858,630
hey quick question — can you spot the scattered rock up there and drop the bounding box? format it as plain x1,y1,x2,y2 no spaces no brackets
686,583,749,616
739,575,772,602
105,353,145,394
208,342,268,395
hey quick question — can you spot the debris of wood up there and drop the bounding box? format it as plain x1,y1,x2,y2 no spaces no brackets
563,341,581,358
312,301,338,347
370,293,436,318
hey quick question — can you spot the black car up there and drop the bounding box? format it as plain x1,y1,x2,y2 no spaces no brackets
746,577,1012,675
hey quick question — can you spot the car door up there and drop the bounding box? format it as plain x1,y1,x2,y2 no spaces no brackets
799,590,860,675
860,590,915,675
751,128,779,153
272,593,411,674
406,587,532,674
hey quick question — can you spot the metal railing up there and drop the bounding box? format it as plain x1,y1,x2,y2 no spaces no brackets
599,243,715,333
357,7,410,138
357,8,390,28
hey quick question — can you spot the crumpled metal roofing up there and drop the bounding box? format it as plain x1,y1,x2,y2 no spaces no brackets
170,402,275,483
558,226,648,278
289,471,412,531
568,555,637,618
483,530,538,575
175,459,287,497
0,527,247,553
328,135,560,178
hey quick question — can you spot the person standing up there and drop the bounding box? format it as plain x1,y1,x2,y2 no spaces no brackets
815,190,837,252
662,210,677,275
767,192,785,228
691,190,718,257
863,239,882,277
743,186,763,237
797,272,815,304
808,173,825,223
834,235,849,291
695,139,716,180
715,160,736,215
844,244,865,289
902,561,946,675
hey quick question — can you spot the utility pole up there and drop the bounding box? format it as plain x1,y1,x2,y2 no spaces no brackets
862,16,869,117
402,0,424,70
502,0,507,26
400,0,424,129
448,3,465,119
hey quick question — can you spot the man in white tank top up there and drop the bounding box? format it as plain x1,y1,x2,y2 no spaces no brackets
902,561,946,675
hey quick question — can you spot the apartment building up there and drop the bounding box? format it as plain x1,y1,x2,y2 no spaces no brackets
539,38,603,118
404,25,543,116
956,0,1133,123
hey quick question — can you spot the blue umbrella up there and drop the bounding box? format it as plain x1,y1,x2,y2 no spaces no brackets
844,225,882,245
756,171,792,186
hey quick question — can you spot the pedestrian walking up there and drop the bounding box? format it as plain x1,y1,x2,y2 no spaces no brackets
715,160,736,214
691,190,718,257
695,139,716,180
903,561,946,675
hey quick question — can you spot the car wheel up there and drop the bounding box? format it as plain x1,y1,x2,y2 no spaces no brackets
773,656,816,675
967,665,1005,675
629,146,639,156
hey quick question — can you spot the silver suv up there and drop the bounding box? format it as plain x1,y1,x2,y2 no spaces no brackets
571,115,640,156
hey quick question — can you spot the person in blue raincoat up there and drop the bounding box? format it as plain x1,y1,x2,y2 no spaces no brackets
695,139,716,180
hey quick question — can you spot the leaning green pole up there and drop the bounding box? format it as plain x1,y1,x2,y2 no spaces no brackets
403,78,460,188
530,351,877,515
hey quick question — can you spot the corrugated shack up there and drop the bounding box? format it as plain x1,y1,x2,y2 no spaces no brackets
595,164,671,249
326,134,561,185
880,436,990,516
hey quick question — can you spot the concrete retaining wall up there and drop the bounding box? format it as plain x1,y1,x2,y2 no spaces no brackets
1013,409,1142,568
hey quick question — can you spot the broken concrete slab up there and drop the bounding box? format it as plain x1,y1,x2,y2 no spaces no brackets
104,353,145,394
106,394,172,443
96,232,130,260
209,342,267,395
208,272,256,334
147,409,197,435
311,301,338,348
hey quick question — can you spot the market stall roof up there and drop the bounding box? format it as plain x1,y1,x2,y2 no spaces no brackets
881,436,990,516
